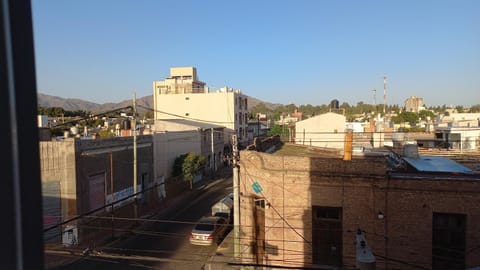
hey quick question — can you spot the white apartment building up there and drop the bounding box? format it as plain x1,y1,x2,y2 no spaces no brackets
153,67,206,94
153,67,249,146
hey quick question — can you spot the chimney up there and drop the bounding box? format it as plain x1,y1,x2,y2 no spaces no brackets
344,129,353,161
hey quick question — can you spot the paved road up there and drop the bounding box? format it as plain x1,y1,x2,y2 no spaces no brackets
56,176,233,270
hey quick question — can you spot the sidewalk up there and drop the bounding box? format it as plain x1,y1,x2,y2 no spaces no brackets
45,168,232,269
204,230,241,270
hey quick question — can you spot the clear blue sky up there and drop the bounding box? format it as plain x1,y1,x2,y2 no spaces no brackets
32,0,480,107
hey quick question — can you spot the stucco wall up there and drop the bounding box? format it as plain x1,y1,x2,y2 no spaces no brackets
295,112,347,149
40,139,77,221
153,91,248,144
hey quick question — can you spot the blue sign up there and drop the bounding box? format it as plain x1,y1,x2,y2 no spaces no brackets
252,181,263,194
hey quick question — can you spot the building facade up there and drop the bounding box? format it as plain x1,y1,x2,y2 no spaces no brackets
238,149,480,270
405,96,424,113
295,112,346,149
153,67,249,146
153,67,206,95
40,136,156,245
152,119,225,185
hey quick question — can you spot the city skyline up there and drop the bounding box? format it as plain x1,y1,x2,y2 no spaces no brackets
32,0,480,106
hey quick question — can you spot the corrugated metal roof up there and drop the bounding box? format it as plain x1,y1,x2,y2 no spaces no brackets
403,156,472,173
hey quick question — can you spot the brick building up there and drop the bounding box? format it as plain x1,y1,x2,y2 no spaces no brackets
40,135,156,246
238,146,480,270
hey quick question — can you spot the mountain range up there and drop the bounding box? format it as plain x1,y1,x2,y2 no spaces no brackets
37,93,280,113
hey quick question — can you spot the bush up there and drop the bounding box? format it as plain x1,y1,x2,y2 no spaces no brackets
172,153,188,177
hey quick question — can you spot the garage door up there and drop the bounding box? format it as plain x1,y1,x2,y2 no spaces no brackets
42,181,61,243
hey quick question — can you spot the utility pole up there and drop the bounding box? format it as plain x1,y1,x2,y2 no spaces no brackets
232,135,240,259
383,75,387,115
211,128,215,174
133,92,138,218
110,152,114,239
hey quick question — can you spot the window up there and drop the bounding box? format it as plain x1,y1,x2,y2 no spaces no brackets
185,113,189,116
185,97,189,100
314,206,341,220
255,198,266,209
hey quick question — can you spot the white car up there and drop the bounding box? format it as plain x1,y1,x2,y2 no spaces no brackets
189,216,228,246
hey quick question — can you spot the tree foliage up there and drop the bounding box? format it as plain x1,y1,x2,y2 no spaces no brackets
182,152,206,190
392,111,419,124
98,129,114,138
38,106,89,118
172,153,188,177
267,125,283,137
418,110,435,121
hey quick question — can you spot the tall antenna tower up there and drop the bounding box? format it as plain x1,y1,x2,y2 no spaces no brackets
372,88,377,112
383,75,387,114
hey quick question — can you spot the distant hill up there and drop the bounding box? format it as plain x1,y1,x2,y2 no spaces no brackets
247,96,283,111
37,93,100,111
37,93,278,114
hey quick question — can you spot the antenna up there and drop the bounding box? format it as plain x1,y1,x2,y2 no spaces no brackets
372,89,377,112
383,75,387,114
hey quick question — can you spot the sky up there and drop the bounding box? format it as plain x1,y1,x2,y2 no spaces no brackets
32,0,480,107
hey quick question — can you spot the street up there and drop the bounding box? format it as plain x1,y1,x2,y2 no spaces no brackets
54,176,233,270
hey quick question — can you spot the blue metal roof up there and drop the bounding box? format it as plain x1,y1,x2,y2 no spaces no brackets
403,156,472,174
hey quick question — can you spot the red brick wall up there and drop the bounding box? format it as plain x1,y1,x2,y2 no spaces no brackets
239,150,480,269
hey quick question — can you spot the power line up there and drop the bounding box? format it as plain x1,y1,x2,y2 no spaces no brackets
49,106,133,128
43,180,165,233
138,105,235,125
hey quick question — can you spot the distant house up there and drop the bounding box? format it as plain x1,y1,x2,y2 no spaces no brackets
276,109,303,126
295,112,346,149
435,113,480,150
437,113,480,128
247,120,269,144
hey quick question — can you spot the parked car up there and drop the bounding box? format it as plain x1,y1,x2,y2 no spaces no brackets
189,216,228,246
211,196,233,223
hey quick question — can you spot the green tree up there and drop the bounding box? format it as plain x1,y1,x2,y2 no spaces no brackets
469,104,480,113
172,153,188,177
182,152,206,190
98,129,114,138
400,111,419,124
143,110,153,119
418,110,435,121
267,124,283,137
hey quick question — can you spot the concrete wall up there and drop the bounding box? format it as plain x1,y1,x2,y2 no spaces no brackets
295,112,346,149
153,127,225,185
153,131,202,182
40,139,78,225
239,150,480,269
152,91,249,145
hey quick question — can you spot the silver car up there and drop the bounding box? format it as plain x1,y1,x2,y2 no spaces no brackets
189,216,228,246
